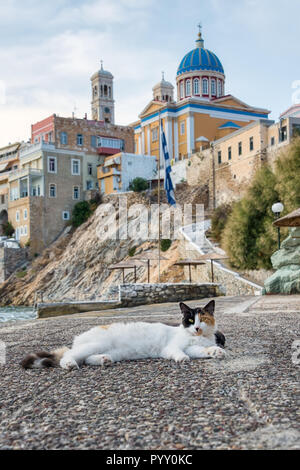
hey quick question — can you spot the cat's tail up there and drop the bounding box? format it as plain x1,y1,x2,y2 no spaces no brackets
20,347,69,369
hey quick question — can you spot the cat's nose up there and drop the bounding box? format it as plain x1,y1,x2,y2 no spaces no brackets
195,327,200,332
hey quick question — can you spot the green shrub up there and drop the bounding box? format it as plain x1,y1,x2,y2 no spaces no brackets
222,166,280,269
128,246,136,257
160,239,172,252
129,177,149,193
16,270,27,279
210,203,233,242
3,221,14,237
275,137,300,213
71,201,92,228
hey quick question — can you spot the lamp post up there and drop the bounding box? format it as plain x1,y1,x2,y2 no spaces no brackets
272,202,284,250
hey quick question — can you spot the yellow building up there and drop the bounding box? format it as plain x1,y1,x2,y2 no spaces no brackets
0,142,20,232
132,28,270,163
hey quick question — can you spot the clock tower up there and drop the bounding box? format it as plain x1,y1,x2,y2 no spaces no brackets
90,61,115,124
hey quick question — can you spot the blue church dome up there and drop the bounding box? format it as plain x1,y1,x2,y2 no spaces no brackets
177,29,224,76
177,47,224,76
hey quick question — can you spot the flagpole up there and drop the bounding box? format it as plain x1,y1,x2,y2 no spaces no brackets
158,111,161,283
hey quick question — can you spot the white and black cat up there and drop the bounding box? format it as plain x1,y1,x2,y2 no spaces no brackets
21,300,226,370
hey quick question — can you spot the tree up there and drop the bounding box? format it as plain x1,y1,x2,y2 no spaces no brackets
275,137,300,213
129,177,148,193
210,203,233,243
222,166,280,269
71,201,92,228
3,221,14,237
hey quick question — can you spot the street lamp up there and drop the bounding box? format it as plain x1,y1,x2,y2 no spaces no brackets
272,202,284,249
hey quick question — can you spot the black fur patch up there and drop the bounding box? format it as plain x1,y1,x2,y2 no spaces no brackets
20,351,56,369
20,354,37,369
215,331,226,348
41,358,56,368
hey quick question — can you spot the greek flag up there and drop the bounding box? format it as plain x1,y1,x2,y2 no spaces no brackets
161,120,176,206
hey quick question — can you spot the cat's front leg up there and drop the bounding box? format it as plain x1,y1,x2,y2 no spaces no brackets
85,354,113,366
161,346,190,363
205,345,226,359
185,345,211,359
185,345,226,360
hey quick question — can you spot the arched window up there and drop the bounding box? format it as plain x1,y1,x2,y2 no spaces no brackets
202,78,208,95
193,78,199,95
104,85,108,96
186,80,191,96
93,86,98,97
100,85,103,97
180,81,184,99
218,80,222,97
108,87,111,98
211,79,216,96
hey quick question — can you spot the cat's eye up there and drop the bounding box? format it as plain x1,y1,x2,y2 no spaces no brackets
189,319,194,324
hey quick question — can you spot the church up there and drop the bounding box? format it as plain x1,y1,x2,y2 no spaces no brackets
131,27,270,163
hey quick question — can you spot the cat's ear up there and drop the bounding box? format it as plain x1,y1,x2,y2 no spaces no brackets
203,300,215,316
179,302,192,316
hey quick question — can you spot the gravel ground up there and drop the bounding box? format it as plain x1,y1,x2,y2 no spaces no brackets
0,295,299,450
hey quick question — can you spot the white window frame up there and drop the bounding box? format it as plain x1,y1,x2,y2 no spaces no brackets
211,79,216,96
152,128,158,142
180,122,185,136
23,208,28,220
186,80,191,97
71,159,81,176
24,225,28,236
86,181,93,190
62,211,70,221
48,156,57,174
218,80,222,97
202,78,208,95
193,78,199,95
49,183,57,198
87,163,93,176
16,210,20,222
180,81,184,99
73,186,80,200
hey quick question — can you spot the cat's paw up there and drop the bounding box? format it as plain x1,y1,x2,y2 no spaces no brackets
174,353,190,363
60,356,79,370
206,346,226,359
85,354,113,366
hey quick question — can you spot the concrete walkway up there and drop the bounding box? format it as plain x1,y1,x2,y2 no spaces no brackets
0,295,299,450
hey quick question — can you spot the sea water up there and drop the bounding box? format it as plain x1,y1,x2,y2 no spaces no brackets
0,307,37,323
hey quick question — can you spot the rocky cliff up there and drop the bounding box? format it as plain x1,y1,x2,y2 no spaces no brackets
0,187,204,305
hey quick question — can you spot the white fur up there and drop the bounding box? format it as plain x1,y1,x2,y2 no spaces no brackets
60,321,225,370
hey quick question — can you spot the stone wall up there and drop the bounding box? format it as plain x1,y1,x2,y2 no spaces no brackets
119,283,223,307
54,116,134,155
0,246,27,283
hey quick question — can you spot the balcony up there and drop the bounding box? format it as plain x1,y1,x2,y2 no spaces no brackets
97,146,121,156
19,141,56,159
9,168,43,182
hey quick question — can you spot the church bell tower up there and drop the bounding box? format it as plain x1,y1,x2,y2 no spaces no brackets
90,61,115,124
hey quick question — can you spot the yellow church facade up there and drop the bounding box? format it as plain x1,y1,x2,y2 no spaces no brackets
131,29,270,163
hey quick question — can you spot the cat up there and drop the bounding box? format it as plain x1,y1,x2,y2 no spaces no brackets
21,300,226,370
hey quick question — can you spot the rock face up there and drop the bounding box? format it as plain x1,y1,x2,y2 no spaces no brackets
0,193,185,306
264,228,300,294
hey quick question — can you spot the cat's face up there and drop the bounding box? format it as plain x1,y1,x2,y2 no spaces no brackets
179,300,216,337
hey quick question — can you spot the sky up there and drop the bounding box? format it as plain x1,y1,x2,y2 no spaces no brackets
0,0,299,147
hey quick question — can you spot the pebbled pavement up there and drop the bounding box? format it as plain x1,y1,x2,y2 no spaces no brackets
0,295,299,450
